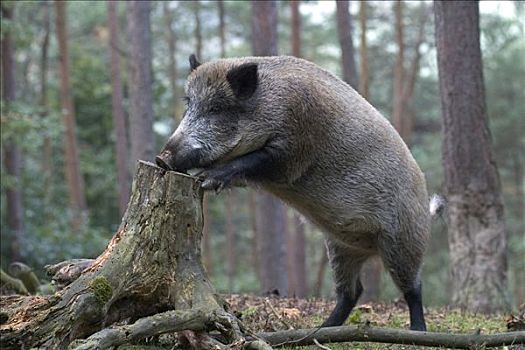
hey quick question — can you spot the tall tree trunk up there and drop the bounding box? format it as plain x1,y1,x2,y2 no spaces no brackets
40,1,53,201
251,0,288,296
225,191,236,292
392,1,426,146
356,0,383,303
55,0,88,229
358,0,369,99
288,0,308,298
108,1,131,217
335,0,359,89
290,0,301,57
218,0,226,58
193,0,202,60
392,0,406,140
126,1,154,167
163,2,179,124
512,156,525,305
434,0,508,313
1,4,25,262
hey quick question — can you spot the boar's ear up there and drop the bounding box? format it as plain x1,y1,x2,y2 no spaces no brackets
226,63,258,99
189,54,201,72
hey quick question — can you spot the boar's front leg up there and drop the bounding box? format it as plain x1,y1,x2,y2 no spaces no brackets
199,147,282,192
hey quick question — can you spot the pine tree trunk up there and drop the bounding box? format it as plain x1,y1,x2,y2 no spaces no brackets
251,0,289,296
0,162,229,350
290,0,301,58
193,0,202,60
218,0,226,58
434,0,509,313
108,1,131,217
392,0,406,139
55,0,87,228
336,0,359,89
127,1,154,167
1,4,25,263
163,1,179,123
358,0,369,100
40,1,53,199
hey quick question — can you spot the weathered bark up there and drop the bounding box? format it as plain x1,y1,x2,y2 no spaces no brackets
163,1,179,123
257,325,525,348
127,1,155,167
55,0,88,229
0,162,233,349
434,0,508,313
108,0,131,217
336,0,359,89
1,4,26,262
251,0,289,296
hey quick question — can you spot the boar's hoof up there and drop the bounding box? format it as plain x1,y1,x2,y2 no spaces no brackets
198,169,234,193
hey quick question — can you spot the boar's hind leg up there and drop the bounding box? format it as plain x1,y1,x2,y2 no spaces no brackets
380,238,427,331
321,239,368,327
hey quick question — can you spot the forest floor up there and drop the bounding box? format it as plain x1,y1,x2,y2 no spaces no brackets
117,294,523,349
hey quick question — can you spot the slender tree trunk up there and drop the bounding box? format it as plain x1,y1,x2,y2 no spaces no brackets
163,2,178,124
335,0,359,89
225,191,236,292
356,0,383,303
193,0,202,60
434,0,509,313
108,1,131,217
55,0,87,229
202,193,212,276
513,156,525,304
289,0,308,298
218,0,226,58
358,0,369,99
251,0,289,296
315,251,329,297
392,1,426,146
290,0,301,57
392,0,405,139
126,1,154,167
40,1,53,201
1,4,25,262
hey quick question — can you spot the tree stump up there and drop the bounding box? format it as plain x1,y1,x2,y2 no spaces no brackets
0,161,248,350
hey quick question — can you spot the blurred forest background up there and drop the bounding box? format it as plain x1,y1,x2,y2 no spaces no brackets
1,0,523,310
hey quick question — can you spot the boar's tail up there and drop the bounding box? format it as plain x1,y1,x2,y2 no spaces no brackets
429,193,446,218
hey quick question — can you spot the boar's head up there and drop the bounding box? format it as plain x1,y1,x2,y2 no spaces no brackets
156,55,271,173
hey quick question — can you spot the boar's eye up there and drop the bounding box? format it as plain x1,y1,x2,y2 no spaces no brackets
182,96,190,106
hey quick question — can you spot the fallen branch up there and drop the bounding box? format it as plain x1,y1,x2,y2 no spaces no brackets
256,325,525,349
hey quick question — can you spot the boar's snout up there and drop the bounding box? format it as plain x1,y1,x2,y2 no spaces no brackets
156,142,203,173
155,152,173,171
